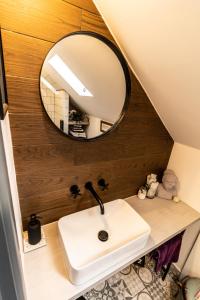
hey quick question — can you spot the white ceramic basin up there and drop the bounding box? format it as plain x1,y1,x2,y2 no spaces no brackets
58,199,151,285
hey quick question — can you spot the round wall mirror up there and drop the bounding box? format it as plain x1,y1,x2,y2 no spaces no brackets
40,31,131,140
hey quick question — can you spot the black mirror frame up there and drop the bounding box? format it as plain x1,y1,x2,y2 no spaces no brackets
39,31,131,141
0,29,8,120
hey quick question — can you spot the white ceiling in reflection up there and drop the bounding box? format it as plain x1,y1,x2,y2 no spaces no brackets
41,34,126,123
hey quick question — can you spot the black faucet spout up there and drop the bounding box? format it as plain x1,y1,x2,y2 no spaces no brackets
85,181,105,215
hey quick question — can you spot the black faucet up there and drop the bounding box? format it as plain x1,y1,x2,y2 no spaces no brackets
70,185,81,198
98,178,109,191
85,181,105,215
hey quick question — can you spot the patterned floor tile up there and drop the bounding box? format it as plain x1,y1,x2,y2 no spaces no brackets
159,274,180,299
119,266,145,296
107,272,123,286
84,280,117,300
145,278,168,300
137,267,154,284
84,257,180,300
136,290,153,300
110,279,133,300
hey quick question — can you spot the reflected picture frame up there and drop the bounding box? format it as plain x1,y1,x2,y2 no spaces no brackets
100,120,113,133
0,29,8,120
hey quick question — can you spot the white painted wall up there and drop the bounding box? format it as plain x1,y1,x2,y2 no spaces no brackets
183,234,200,277
86,115,101,138
168,142,200,276
93,1,200,275
94,0,200,149
0,114,27,297
168,143,200,212
0,114,24,258
54,90,69,134
41,82,55,122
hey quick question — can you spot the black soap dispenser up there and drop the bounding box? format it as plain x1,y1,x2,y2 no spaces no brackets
27,214,41,245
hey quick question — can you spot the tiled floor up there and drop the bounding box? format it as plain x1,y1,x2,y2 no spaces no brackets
84,257,180,300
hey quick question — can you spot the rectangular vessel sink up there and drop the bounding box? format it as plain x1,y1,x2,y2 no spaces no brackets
58,199,151,285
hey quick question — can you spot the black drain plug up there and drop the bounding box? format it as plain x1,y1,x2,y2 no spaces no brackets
98,230,109,242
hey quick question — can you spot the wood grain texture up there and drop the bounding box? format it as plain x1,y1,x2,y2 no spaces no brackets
6,77,42,114
63,0,99,15
19,154,168,224
81,10,114,41
2,30,53,79
1,0,174,228
0,0,81,42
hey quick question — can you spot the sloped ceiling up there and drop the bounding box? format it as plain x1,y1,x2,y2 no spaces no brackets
94,0,200,149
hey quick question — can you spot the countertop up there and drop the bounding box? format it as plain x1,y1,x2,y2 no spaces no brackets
24,196,200,300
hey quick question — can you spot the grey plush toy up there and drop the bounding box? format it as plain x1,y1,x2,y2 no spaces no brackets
156,169,178,200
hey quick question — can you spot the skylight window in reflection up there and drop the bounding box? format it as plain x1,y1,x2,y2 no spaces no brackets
48,54,93,97
41,77,57,93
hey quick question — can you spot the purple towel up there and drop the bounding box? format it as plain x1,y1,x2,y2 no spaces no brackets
153,231,184,272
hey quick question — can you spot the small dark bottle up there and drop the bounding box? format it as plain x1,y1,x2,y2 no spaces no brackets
27,214,41,245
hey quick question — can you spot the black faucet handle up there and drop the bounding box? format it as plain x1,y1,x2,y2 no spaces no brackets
85,181,93,190
98,178,109,191
70,185,81,198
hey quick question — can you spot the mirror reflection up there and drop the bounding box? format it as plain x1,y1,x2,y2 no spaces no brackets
40,32,130,140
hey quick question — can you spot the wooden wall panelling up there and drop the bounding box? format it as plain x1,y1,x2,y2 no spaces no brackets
6,77,42,114
1,0,173,228
0,0,81,42
1,30,53,79
62,0,99,15
22,202,93,228
9,114,74,146
20,152,167,227
81,10,114,41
